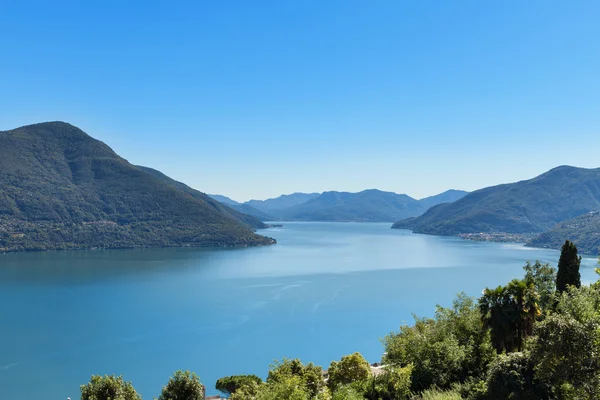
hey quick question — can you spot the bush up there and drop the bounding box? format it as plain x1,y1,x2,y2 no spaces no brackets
413,388,462,400
384,294,493,391
267,358,326,398
216,374,262,396
485,352,540,400
158,370,204,400
327,352,372,391
362,365,413,400
80,375,141,400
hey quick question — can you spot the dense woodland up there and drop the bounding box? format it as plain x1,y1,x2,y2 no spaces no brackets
79,240,599,399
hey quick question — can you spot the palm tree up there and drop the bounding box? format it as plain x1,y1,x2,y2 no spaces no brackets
479,279,538,353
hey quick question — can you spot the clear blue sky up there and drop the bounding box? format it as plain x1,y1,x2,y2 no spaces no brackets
1,1,599,201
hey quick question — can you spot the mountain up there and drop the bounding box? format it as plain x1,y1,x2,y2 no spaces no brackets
393,166,600,235
228,204,275,221
276,189,466,222
0,122,275,252
208,194,240,206
527,211,600,255
418,189,470,210
211,189,468,222
246,193,320,215
137,166,266,229
207,194,275,221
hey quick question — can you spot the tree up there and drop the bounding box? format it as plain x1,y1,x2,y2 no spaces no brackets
332,385,364,400
255,376,310,400
231,375,312,400
327,352,372,391
361,365,412,400
531,313,600,398
556,240,581,293
479,279,538,353
80,375,141,400
267,358,326,399
484,352,542,400
530,286,600,398
216,375,262,396
384,293,494,391
523,260,556,313
158,370,204,400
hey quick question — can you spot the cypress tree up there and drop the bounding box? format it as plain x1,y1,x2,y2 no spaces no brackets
556,240,581,293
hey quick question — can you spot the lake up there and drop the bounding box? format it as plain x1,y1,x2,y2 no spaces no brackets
0,222,597,398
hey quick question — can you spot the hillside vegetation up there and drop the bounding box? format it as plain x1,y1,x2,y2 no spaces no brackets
0,122,274,252
393,166,600,236
138,166,267,229
528,211,600,254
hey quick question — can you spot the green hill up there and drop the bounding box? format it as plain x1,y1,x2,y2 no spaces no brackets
527,211,600,255
137,166,267,229
0,122,275,252
393,166,600,235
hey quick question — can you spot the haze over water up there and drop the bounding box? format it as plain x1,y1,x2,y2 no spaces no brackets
0,222,597,398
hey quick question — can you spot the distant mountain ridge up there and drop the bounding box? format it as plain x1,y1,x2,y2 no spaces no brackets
246,193,321,215
0,122,274,252
207,195,275,221
208,194,240,206
210,189,468,222
418,189,472,210
393,166,600,237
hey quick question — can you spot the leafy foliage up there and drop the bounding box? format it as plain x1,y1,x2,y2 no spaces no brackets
267,358,326,399
523,261,556,313
231,375,311,400
531,286,600,398
327,352,372,391
384,294,494,391
331,385,364,400
80,375,141,400
484,352,540,400
158,370,205,400
215,374,262,396
414,388,463,400
360,365,412,400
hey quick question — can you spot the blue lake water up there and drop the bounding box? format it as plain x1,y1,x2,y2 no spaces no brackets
0,222,597,398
